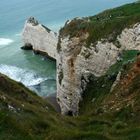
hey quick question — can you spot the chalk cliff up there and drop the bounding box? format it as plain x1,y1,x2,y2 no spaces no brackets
57,23,140,115
22,17,58,59
22,3,140,116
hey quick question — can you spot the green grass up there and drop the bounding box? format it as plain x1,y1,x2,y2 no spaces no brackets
60,2,140,47
78,49,140,140
107,50,140,75
79,50,139,115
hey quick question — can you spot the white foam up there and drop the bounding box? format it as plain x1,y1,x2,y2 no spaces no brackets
0,38,14,46
15,33,22,36
0,64,47,87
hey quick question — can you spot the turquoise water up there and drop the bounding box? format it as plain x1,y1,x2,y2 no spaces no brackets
0,0,136,96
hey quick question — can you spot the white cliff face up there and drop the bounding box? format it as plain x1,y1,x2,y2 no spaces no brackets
57,37,120,115
57,35,87,115
57,23,140,116
22,17,58,59
22,18,140,116
118,23,140,50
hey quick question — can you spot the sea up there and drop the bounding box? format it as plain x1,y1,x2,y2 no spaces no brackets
0,0,136,97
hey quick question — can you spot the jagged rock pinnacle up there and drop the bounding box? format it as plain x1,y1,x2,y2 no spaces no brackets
27,17,39,26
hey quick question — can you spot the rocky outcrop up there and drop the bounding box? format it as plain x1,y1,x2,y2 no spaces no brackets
22,17,58,59
102,54,140,113
57,23,140,116
22,17,140,116
110,71,121,93
118,23,140,50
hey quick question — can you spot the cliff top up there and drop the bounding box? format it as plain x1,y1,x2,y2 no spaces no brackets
26,17,52,33
60,2,140,47
27,17,39,26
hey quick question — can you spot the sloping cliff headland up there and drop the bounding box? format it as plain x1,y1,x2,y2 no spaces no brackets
22,2,140,116
22,17,58,59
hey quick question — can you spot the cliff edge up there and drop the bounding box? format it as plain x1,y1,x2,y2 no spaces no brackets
22,2,140,116
57,2,140,115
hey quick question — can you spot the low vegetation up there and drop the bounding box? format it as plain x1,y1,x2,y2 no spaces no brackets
79,50,140,140
60,2,140,47
0,49,139,140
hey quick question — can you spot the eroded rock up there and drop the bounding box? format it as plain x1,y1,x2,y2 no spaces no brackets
22,17,140,116
22,17,58,59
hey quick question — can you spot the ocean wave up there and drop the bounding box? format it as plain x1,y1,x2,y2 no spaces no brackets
0,38,14,46
0,64,47,87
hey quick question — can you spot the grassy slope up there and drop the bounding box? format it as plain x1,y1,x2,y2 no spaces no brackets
60,1,140,47
80,50,140,113
79,50,140,140
0,74,56,140
1,51,140,140
1,2,140,140
0,74,113,140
